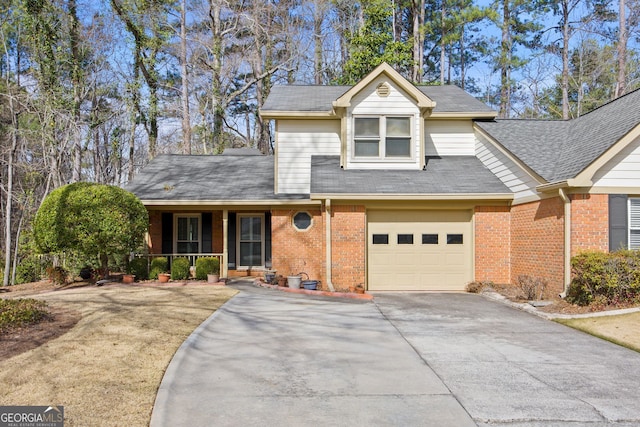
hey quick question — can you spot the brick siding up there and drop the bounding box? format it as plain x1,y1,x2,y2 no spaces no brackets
511,197,565,295
271,208,325,284
474,206,511,284
570,194,609,255
330,205,366,289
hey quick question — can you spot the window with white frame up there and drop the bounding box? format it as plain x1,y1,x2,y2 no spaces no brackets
175,215,200,253
630,198,640,249
353,116,411,159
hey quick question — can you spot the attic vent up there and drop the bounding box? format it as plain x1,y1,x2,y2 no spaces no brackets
376,82,390,97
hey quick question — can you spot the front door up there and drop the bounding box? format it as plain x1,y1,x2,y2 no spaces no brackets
238,215,264,267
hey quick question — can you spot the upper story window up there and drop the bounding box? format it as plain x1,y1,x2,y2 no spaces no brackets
353,116,411,159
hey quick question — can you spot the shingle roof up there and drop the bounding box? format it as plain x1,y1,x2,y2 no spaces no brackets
261,84,494,115
476,88,640,182
125,154,306,201
310,156,511,195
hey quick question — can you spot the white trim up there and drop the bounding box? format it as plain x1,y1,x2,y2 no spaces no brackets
236,213,266,268
292,211,313,232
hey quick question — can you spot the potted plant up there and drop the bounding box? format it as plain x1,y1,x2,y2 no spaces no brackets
122,274,135,284
158,272,170,283
264,269,277,283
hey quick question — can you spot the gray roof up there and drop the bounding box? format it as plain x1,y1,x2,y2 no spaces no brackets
262,84,494,115
125,154,306,201
310,156,511,195
476,88,640,182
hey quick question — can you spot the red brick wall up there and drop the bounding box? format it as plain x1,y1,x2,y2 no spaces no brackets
511,197,565,295
330,205,366,289
271,209,325,283
571,194,609,255
475,206,511,284
147,210,162,254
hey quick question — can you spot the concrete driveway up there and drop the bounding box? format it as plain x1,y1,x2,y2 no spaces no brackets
151,281,640,427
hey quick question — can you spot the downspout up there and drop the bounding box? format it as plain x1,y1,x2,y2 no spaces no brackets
558,189,571,297
325,199,335,291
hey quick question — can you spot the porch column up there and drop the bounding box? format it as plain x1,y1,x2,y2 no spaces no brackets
223,209,229,279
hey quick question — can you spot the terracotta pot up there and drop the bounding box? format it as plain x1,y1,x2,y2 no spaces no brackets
158,273,170,283
355,285,365,294
122,274,135,284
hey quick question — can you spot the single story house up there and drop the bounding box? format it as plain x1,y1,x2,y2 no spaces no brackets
126,63,640,295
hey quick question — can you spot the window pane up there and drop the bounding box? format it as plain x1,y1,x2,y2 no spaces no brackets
177,242,198,253
177,218,188,240
386,117,410,136
631,230,640,250
188,218,198,240
355,140,379,156
447,234,463,244
398,234,414,244
293,212,312,230
386,137,411,157
630,198,640,228
372,234,389,244
241,217,261,241
354,118,379,137
422,234,438,244
240,242,262,266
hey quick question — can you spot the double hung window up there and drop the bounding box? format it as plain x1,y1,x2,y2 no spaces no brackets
354,116,411,159
175,215,200,253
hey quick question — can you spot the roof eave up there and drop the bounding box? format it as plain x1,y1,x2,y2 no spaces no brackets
433,112,498,119
259,110,335,119
140,199,320,207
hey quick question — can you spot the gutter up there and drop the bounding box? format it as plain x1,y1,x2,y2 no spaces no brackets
558,188,571,298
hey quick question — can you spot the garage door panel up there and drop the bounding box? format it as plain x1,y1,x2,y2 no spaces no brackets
368,210,472,291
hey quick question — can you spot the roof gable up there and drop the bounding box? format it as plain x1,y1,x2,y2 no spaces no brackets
332,63,436,112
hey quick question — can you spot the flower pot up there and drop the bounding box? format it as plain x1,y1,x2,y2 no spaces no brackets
287,275,302,289
207,273,220,283
264,270,276,283
302,280,318,290
123,274,135,284
158,273,170,283
355,285,365,294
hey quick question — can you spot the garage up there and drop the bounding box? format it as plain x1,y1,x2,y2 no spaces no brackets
367,210,472,291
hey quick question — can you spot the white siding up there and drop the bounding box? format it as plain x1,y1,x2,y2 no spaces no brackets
592,136,640,187
276,119,341,194
346,76,421,170
475,132,540,202
425,120,476,156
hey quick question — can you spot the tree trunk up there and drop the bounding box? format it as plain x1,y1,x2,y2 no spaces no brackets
561,1,570,120
499,0,511,118
440,1,446,85
210,0,224,152
69,0,83,182
180,0,192,153
314,0,323,85
616,0,627,98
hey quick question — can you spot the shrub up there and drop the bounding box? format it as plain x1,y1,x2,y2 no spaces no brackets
466,281,492,293
45,266,69,286
195,257,220,280
568,250,640,306
171,257,190,280
517,275,547,300
0,299,50,332
129,258,149,281
149,257,168,280
33,183,148,275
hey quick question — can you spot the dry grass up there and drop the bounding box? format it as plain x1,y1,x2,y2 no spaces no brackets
556,312,640,353
0,284,236,426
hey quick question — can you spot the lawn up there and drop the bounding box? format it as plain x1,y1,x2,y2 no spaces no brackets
0,284,236,426
556,312,640,353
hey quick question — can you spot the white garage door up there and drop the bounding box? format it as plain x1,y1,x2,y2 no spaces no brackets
368,210,472,291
